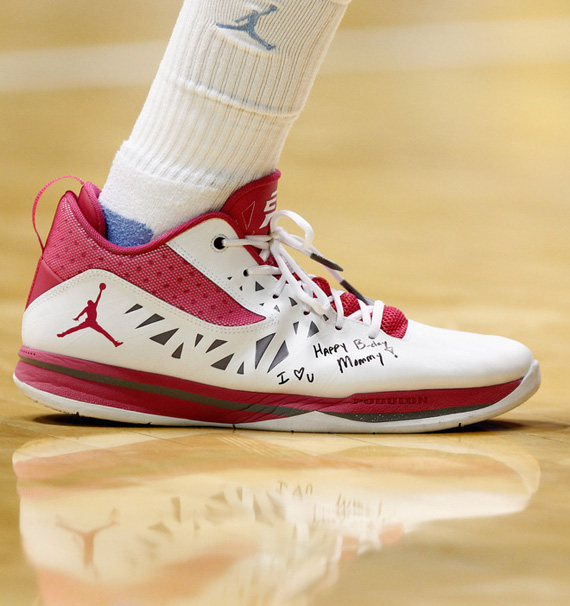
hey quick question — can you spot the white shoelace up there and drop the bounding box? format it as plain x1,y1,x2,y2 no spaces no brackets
223,210,386,339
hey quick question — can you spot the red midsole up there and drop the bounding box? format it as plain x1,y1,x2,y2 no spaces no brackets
15,347,522,423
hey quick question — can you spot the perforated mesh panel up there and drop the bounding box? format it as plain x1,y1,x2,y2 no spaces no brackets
43,196,264,327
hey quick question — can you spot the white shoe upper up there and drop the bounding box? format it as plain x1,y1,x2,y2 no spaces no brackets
21,172,534,400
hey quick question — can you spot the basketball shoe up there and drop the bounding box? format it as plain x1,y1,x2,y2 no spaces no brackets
14,171,541,432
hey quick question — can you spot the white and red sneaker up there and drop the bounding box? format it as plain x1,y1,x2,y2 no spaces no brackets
14,172,540,432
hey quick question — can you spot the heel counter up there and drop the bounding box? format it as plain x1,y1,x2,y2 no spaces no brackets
26,257,63,308
26,189,78,308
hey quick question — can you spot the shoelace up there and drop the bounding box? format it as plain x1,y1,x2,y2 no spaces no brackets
224,210,386,339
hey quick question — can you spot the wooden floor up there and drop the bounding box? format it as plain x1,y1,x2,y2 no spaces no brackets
1,1,570,604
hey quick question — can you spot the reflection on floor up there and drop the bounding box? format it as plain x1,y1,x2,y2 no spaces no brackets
14,429,539,606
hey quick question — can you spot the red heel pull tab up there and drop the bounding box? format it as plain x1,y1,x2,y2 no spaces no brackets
32,175,85,252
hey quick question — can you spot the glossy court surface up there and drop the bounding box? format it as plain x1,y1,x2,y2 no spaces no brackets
1,1,569,604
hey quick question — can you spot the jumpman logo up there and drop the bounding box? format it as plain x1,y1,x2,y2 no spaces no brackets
57,283,123,347
216,4,278,51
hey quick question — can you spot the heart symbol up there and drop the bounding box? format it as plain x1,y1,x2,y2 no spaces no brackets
294,368,305,380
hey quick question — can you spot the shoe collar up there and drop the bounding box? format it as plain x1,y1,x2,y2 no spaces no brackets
220,170,281,237
77,182,106,236
75,170,281,245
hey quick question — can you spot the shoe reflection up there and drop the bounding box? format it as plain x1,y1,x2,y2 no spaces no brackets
14,429,539,606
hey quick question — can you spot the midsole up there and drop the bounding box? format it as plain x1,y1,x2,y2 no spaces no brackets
16,347,523,423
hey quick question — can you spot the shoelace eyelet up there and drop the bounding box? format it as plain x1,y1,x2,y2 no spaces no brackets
212,236,227,251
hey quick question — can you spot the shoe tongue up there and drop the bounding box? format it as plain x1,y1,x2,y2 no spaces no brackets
221,170,280,236
77,183,106,236
312,276,409,338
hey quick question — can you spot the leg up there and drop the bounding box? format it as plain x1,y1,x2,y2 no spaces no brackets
99,0,351,246
92,324,123,347
57,322,90,338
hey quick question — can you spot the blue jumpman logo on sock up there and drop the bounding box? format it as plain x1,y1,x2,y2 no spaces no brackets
216,4,278,51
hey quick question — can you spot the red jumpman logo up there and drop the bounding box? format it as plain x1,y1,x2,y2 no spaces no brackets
57,283,123,347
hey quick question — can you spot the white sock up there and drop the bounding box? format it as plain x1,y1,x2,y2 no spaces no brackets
99,0,350,246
